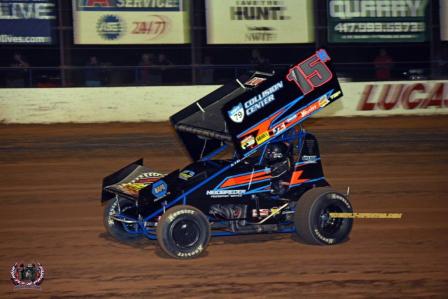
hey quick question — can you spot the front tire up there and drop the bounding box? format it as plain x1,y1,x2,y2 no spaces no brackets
157,205,210,259
294,187,353,245
103,197,142,242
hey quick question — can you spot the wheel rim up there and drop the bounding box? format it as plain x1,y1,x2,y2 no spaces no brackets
171,219,200,249
109,200,139,232
318,204,344,238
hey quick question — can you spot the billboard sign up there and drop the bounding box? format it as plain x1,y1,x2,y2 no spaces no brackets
205,0,314,44
316,80,448,117
73,0,189,44
0,0,56,44
327,0,429,43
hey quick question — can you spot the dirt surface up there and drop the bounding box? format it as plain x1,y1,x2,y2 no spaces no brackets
1,116,447,298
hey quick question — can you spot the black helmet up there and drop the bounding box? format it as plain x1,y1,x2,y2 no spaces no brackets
265,142,289,163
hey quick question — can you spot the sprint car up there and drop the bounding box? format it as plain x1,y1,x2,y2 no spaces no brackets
101,49,353,259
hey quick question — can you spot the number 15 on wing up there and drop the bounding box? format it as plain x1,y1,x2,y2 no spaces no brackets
286,49,333,95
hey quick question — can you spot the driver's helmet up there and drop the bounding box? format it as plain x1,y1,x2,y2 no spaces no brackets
265,142,289,163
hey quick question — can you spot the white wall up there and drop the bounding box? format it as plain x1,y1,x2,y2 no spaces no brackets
0,80,447,124
0,85,219,123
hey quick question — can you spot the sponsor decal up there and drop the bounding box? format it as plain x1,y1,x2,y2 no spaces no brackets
314,228,335,244
228,103,245,123
330,90,342,99
253,208,269,217
118,172,163,195
272,123,286,136
286,114,297,123
252,207,280,218
358,82,448,111
318,94,330,107
255,131,270,144
244,81,283,116
329,193,351,209
97,14,124,40
229,81,283,123
179,169,195,180
206,189,246,198
302,155,317,163
167,209,195,223
241,135,255,150
177,244,203,257
300,101,321,118
230,158,242,167
245,76,266,87
10,262,45,289
152,180,168,198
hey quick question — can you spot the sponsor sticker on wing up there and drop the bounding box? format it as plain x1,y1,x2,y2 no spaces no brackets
256,131,270,144
245,76,266,87
117,172,163,196
228,103,245,123
330,90,342,99
300,101,321,118
319,94,330,107
241,135,255,150
272,123,286,136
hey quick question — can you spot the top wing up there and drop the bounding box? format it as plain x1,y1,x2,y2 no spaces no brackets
170,49,342,161
222,49,342,157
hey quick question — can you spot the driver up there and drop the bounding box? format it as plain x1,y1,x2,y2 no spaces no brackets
265,142,292,195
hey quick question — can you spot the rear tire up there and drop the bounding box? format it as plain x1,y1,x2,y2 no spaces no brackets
294,187,353,245
157,205,210,259
103,197,142,242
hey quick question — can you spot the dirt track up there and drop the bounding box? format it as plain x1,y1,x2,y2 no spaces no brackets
1,116,447,298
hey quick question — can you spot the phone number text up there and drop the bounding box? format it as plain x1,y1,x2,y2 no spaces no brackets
334,22,425,33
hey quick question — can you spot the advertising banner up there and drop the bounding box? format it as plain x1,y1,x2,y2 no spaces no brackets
327,0,429,43
0,0,56,44
441,0,448,41
205,0,314,44
317,80,448,117
73,0,189,44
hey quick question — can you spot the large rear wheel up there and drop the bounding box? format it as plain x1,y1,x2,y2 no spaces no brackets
294,187,353,245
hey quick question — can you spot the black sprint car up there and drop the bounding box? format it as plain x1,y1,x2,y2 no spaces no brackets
101,49,353,259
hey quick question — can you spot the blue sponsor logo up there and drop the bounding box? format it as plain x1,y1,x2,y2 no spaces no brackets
228,103,245,123
96,15,123,40
152,180,167,198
